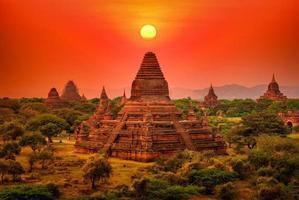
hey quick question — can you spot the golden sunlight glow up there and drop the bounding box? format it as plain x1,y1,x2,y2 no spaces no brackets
140,25,157,39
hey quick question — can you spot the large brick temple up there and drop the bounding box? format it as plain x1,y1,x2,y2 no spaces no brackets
75,52,226,161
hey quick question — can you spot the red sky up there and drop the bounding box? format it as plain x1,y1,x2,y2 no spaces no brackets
0,0,298,98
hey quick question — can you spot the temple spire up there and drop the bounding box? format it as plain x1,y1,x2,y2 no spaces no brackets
100,86,109,100
208,84,216,96
272,74,276,82
120,89,127,106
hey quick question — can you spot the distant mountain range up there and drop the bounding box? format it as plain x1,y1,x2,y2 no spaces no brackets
83,84,299,100
170,84,299,100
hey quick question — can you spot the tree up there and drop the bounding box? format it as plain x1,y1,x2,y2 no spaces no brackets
19,133,47,152
27,152,38,172
0,122,24,141
54,108,88,133
242,112,288,135
0,142,21,160
37,150,53,169
0,159,8,183
40,123,62,143
26,114,68,143
7,160,25,182
187,168,238,194
83,157,112,190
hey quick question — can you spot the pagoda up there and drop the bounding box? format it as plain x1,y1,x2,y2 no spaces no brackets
61,80,82,101
44,88,66,109
258,74,287,101
75,52,226,161
200,84,219,108
120,90,127,106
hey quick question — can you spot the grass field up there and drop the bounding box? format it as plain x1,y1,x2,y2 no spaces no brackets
0,137,153,199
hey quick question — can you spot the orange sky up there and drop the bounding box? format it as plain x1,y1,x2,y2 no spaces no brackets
0,0,298,98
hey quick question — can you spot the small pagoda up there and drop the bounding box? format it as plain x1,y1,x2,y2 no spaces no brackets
44,88,67,109
61,80,82,101
200,84,219,108
75,52,226,161
258,74,287,101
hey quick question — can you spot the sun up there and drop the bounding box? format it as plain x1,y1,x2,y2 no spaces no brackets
140,25,157,39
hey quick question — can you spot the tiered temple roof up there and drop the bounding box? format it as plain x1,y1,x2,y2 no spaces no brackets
75,52,226,161
258,74,287,101
61,80,82,101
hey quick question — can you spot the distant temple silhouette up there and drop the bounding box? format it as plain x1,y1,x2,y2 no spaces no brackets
200,84,219,108
75,52,226,161
258,74,287,101
44,88,66,109
61,80,82,101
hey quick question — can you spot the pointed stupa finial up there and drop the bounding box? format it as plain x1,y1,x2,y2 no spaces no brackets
120,89,127,106
208,83,216,96
100,86,109,100
272,74,276,82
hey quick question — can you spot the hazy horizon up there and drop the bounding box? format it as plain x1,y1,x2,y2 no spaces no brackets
1,0,298,98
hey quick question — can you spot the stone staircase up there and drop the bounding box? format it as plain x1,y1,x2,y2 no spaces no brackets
171,113,196,151
102,113,128,154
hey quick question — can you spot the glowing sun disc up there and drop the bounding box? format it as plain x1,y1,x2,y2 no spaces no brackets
140,25,157,39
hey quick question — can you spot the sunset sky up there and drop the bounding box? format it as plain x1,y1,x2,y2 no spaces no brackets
0,0,298,98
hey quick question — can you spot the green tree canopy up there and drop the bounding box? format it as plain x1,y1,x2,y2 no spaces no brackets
26,114,68,142
19,133,47,152
83,157,112,190
0,121,24,141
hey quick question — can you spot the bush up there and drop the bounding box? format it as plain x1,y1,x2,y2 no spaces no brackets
0,185,55,200
0,122,24,141
257,184,287,200
155,172,187,185
187,168,238,194
257,167,275,177
216,182,236,200
46,183,60,198
72,192,119,200
248,150,270,169
0,142,21,160
133,178,198,200
231,158,251,179
154,151,192,173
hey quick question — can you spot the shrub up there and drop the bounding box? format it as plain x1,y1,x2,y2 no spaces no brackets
216,182,236,200
0,142,21,160
0,185,56,200
231,158,251,179
187,168,238,194
154,151,191,173
257,184,287,200
133,178,198,200
248,150,270,169
72,192,119,200
155,172,187,185
46,183,60,198
0,122,24,141
257,167,275,177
